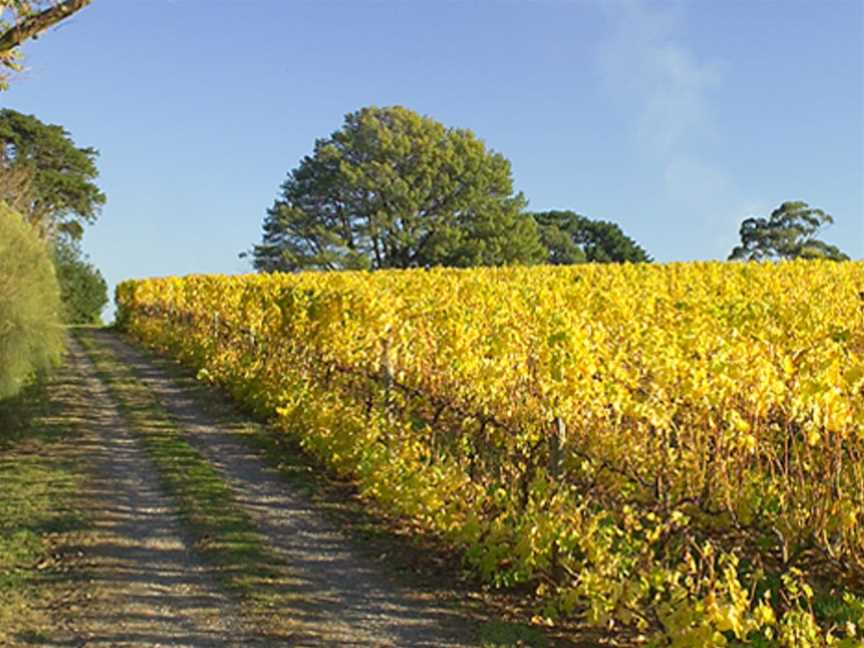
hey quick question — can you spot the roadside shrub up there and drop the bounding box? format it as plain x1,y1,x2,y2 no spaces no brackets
0,203,64,398
53,241,108,324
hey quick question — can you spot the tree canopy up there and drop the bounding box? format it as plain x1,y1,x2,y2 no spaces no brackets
53,239,107,324
532,210,652,264
251,106,545,272
728,201,849,261
0,108,105,240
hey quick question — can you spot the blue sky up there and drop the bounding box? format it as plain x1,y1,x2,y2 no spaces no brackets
3,0,862,314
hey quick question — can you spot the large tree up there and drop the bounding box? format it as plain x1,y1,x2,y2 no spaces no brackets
0,0,93,90
728,201,849,261
532,210,651,264
251,106,545,272
0,108,105,240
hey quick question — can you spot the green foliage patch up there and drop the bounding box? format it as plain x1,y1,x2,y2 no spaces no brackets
533,210,652,264
0,203,64,399
53,241,108,324
251,105,546,272
0,108,104,240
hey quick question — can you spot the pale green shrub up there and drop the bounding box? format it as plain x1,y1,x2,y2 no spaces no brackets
0,203,64,398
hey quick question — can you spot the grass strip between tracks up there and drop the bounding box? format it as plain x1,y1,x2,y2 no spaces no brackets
76,330,298,633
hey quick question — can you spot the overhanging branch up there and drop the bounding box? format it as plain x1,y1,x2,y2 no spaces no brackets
0,0,93,55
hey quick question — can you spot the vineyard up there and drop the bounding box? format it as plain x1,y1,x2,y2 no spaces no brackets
116,260,864,647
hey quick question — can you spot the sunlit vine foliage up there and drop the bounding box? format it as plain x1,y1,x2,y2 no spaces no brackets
117,260,864,647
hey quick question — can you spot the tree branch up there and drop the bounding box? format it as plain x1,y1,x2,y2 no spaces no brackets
0,0,93,56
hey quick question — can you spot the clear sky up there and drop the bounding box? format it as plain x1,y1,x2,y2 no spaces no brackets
3,0,863,316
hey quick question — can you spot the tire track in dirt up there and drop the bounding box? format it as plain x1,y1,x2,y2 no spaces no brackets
49,339,255,647
86,329,485,648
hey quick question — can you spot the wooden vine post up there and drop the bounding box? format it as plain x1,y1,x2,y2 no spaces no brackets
549,415,566,581
550,415,566,479
379,333,395,428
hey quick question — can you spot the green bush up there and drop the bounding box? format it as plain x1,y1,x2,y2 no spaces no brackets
0,203,64,399
53,242,108,324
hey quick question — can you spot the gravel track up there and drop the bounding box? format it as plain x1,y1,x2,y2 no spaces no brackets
85,329,482,648
46,339,254,647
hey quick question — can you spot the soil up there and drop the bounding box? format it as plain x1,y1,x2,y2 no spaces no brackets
28,339,253,647
85,329,484,647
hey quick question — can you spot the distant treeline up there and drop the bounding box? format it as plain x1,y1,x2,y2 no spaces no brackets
247,106,848,272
